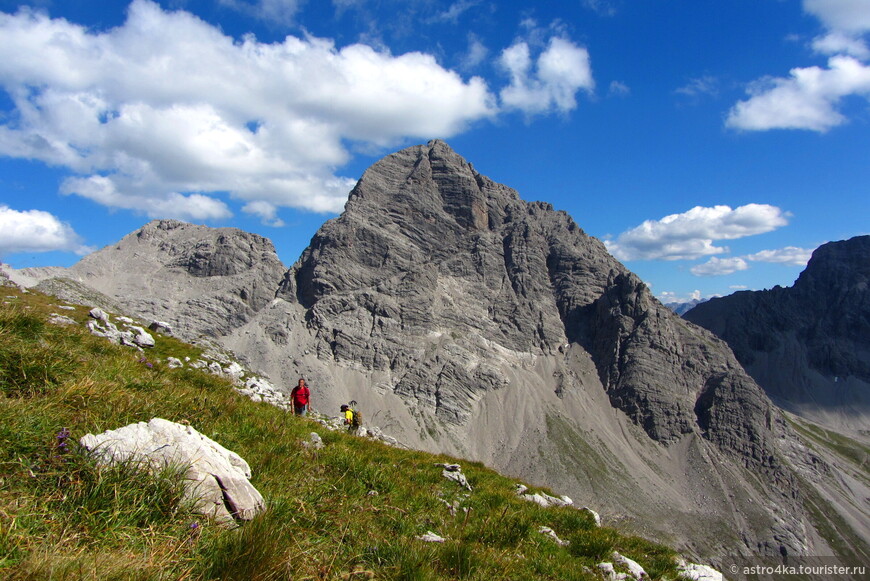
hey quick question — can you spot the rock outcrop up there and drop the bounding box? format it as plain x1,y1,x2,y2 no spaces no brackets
80,418,265,523
684,236,870,434
86,307,156,349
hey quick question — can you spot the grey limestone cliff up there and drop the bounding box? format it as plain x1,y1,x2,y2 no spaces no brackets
279,140,783,470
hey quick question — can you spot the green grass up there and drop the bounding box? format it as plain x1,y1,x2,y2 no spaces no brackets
787,416,870,476
0,287,681,580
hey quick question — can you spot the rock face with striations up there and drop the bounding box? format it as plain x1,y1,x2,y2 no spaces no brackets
684,236,870,433
15,141,869,566
279,140,779,464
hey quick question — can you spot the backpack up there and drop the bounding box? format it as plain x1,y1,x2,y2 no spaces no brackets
351,408,362,428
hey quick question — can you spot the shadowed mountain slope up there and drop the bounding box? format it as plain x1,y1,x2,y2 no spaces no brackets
684,236,870,436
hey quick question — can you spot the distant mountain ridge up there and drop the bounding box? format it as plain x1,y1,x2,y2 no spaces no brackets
665,298,706,316
7,141,868,570
684,235,870,434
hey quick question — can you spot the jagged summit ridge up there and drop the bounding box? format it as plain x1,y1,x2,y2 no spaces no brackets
282,140,604,355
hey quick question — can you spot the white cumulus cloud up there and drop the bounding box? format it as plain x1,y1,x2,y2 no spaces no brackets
804,0,870,34
243,200,286,227
726,0,870,132
461,33,489,71
608,80,630,96
684,245,814,279
726,56,870,131
0,0,499,222
813,31,870,59
435,0,480,24
59,175,234,222
499,36,594,115
605,204,790,261
745,246,815,266
675,75,719,98
658,289,703,304
582,0,618,17
0,205,91,256
690,257,749,277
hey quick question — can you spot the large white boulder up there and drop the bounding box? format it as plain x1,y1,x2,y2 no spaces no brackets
80,418,265,523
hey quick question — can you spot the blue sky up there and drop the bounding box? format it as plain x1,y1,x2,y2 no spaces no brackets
0,0,868,303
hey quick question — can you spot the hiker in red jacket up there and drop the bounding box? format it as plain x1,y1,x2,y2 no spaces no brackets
291,378,310,416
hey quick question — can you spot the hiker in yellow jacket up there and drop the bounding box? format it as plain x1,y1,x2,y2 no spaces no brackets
340,403,361,433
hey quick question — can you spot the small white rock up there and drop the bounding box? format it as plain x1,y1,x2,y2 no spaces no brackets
48,313,77,326
538,526,569,546
582,506,602,527
224,362,244,379
613,552,647,579
88,307,109,323
130,326,155,348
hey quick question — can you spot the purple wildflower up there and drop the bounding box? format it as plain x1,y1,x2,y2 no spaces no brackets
187,521,201,544
55,427,71,456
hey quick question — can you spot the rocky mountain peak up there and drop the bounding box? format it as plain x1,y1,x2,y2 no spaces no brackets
51,219,288,341
793,235,870,303
280,142,782,457
345,139,519,233
128,219,281,278
135,218,189,236
282,141,623,368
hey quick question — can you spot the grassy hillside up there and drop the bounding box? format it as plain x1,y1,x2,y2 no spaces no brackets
0,285,683,580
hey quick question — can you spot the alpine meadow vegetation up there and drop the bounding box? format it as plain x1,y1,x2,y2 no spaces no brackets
0,286,681,580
